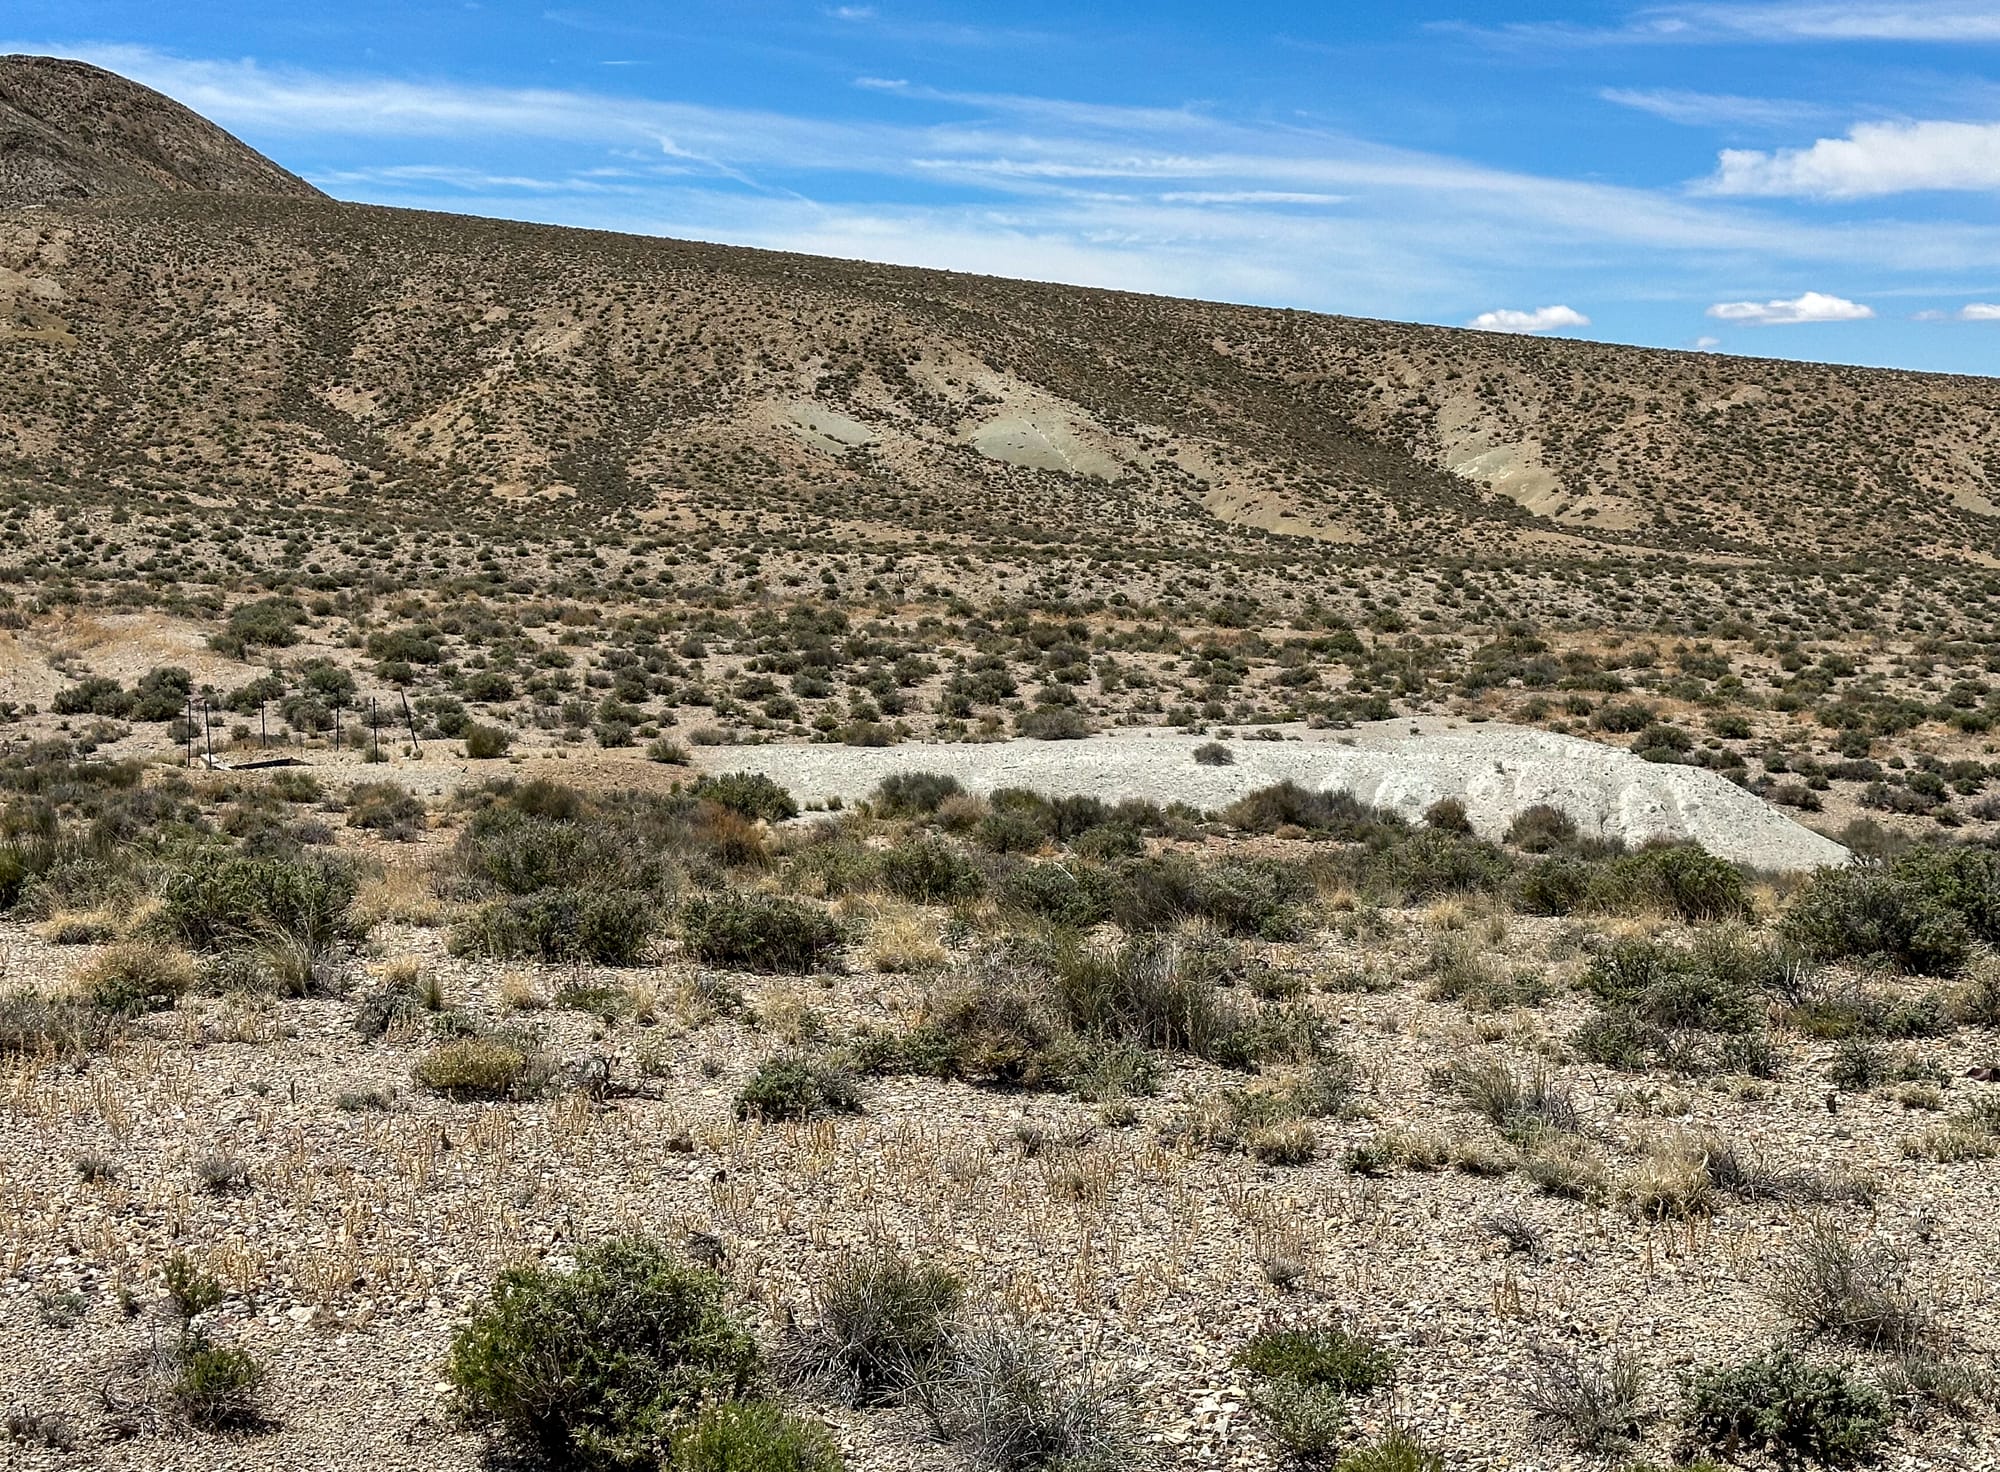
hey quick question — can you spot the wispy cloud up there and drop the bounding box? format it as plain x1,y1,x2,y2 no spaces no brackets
1961,302,2000,319
1706,290,1874,324
16,41,2000,336
1467,305,1592,334
1704,119,2000,196
1461,1,2000,46
1599,87,1832,128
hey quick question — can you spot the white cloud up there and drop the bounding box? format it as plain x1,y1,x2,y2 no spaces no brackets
1676,2,2000,42
1706,291,1874,324
1467,305,1591,333
1962,302,2000,319
1599,87,1829,128
1706,119,2000,197
1484,3,2000,45
1694,335,1723,347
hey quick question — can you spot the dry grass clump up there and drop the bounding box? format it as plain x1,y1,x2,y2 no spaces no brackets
860,903,948,974
1769,1220,1936,1353
70,936,197,1015
352,862,451,928
413,1037,545,1100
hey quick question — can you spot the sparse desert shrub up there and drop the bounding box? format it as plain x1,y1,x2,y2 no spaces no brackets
647,738,691,766
73,938,196,1016
158,852,360,952
783,1249,963,1405
346,781,426,839
1595,846,1751,923
1522,1343,1645,1452
1782,850,1998,977
881,838,985,905
671,1401,843,1472
414,1038,545,1101
172,1341,266,1431
1366,830,1514,903
912,1325,1139,1472
1442,1055,1584,1143
1423,797,1472,834
1332,1428,1445,1472
1236,1324,1395,1395
736,1055,862,1121
1226,782,1402,840
1192,741,1234,766
872,772,965,818
1014,706,1091,740
1249,1374,1348,1464
1510,856,1594,916
447,1237,760,1471
693,773,798,823
1769,1221,1933,1352
1682,1347,1888,1470
996,862,1114,929
451,889,657,966
679,894,844,974
1505,804,1577,853
464,723,512,759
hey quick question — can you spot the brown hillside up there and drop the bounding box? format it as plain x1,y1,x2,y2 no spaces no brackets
0,189,1992,567
0,55,323,207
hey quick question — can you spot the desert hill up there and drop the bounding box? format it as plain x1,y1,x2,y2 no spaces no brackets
0,55,322,208
0,58,1992,572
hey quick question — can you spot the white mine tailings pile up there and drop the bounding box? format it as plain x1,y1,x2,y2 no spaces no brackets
700,719,1850,873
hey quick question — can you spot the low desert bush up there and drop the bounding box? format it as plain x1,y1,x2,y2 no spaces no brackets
414,1037,547,1101
880,838,985,905
464,723,512,760
1782,847,2000,976
158,852,360,952
1236,1324,1395,1395
1332,1428,1446,1472
1682,1347,1888,1470
736,1055,862,1121
692,773,798,823
450,889,656,966
783,1249,963,1405
1522,1343,1644,1452
670,1401,843,1472
680,894,844,974
911,1325,1139,1472
1769,1220,1933,1352
447,1237,761,1471
871,772,965,818
73,938,196,1016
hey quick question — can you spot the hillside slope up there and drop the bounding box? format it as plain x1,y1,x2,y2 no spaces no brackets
0,55,322,207
0,192,1992,567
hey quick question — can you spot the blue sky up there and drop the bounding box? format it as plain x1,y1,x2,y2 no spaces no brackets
11,2,2000,375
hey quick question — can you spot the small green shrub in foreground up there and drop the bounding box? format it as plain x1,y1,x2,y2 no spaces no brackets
447,1237,761,1471
1683,1346,1888,1469
681,894,844,974
671,1401,843,1471
450,888,657,965
1236,1324,1396,1394
736,1055,862,1121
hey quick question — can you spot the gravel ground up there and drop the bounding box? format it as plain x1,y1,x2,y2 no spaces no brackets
2,910,1996,1471
693,719,1849,872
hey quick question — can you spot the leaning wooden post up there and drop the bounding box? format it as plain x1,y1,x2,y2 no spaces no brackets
401,689,422,758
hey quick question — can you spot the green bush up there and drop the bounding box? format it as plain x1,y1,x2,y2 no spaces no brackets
680,894,844,974
450,889,657,966
347,781,426,838
1236,1324,1395,1394
447,1237,761,1471
1511,857,1595,915
1596,846,1751,923
52,676,134,718
1225,782,1403,840
871,772,965,818
1505,803,1578,853
671,1401,843,1472
1683,1347,1889,1469
694,773,798,823
1366,830,1514,903
1334,1428,1446,1472
1784,848,2000,976
158,852,359,952
736,1055,862,1121
996,862,1114,928
173,1341,266,1431
1786,872,1968,978
881,838,985,905
465,723,513,759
